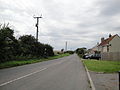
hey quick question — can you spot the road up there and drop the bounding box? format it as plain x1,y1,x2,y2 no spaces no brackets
0,54,91,90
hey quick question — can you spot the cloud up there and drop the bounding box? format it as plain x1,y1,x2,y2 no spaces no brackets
0,0,120,50
97,0,120,16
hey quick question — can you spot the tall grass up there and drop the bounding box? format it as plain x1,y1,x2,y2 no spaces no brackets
0,53,70,69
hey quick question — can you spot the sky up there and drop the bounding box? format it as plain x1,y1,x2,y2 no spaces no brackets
0,0,120,50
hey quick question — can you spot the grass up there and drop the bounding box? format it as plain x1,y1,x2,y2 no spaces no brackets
0,53,70,69
82,59,120,73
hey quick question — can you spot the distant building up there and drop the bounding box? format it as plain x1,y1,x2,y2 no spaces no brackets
89,34,120,61
98,34,120,53
88,44,99,55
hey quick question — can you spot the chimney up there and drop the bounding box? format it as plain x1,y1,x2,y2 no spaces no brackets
101,37,104,43
109,34,112,38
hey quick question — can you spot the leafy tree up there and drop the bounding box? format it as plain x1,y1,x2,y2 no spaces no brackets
64,50,74,54
0,24,54,62
0,24,20,62
76,47,87,57
44,44,54,57
61,49,64,53
18,35,54,57
18,35,36,56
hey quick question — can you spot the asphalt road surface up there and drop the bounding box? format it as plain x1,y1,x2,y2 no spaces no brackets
0,54,91,90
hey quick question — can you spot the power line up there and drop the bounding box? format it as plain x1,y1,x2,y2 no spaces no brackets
33,15,42,42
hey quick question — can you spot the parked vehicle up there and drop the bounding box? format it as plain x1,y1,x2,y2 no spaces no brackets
83,55,91,59
83,54,101,60
90,54,101,60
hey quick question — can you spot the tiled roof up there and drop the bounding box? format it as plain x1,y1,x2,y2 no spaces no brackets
98,34,117,46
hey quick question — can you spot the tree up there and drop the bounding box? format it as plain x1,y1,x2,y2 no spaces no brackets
44,44,54,57
64,50,74,54
76,47,87,57
0,24,20,62
18,35,37,56
61,49,64,53
0,24,54,62
18,35,54,57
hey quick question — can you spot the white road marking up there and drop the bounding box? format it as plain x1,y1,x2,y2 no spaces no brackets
0,60,66,87
0,68,47,87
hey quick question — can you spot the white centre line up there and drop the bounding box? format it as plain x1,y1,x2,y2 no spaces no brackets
0,68,47,87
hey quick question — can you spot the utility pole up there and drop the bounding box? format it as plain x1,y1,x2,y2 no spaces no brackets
65,41,67,51
34,15,42,42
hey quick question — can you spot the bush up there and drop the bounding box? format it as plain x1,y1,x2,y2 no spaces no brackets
0,24,54,63
64,50,74,54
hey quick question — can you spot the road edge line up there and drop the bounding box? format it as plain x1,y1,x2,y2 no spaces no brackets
84,64,96,90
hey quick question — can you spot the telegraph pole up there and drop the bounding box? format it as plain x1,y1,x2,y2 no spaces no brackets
65,41,67,51
34,15,42,42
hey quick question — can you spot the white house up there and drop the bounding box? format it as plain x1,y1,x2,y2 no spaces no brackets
98,34,120,53
89,34,120,61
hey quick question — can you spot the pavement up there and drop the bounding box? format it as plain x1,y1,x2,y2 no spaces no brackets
89,71,119,90
0,54,91,90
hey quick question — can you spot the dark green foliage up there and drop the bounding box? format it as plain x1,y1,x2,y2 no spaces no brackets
0,24,54,63
61,49,64,53
64,50,74,54
44,44,54,57
0,53,69,69
18,35,54,57
18,35,36,56
0,24,20,62
76,47,87,57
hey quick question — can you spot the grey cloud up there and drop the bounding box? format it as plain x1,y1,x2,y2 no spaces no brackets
114,27,120,30
40,0,65,20
97,0,120,16
0,0,120,50
0,1,25,13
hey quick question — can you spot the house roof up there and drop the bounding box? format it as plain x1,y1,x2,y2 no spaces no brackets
98,34,117,46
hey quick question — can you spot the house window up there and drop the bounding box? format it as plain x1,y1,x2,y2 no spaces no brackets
107,45,109,52
107,44,111,52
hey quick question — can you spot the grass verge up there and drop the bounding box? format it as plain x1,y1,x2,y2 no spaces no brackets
0,53,70,69
82,59,120,73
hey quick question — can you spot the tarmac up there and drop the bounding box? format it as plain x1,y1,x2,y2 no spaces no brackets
89,71,119,90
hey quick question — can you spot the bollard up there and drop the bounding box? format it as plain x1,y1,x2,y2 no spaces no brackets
119,71,120,90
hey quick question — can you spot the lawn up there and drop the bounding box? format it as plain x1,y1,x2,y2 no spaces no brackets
0,53,70,69
83,59,120,73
